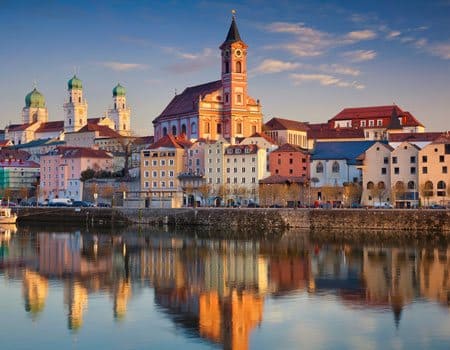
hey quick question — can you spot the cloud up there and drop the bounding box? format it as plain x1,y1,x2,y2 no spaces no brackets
164,47,217,74
342,50,377,62
290,73,365,89
319,64,361,76
344,30,377,41
98,61,148,71
252,59,301,74
429,42,450,59
414,38,428,48
386,31,401,39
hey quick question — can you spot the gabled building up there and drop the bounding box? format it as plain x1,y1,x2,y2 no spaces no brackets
40,147,113,201
359,142,394,205
140,134,190,208
269,143,310,179
418,135,449,206
390,142,420,208
264,117,310,149
153,16,263,142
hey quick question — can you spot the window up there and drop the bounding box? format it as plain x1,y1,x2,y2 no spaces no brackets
381,167,387,175
160,160,166,166
236,123,242,134
172,125,177,135
369,120,374,127
289,169,293,174
278,159,281,165
216,178,220,184
410,167,416,174
236,94,242,103
360,120,366,127
394,167,399,175
437,181,446,196
225,61,230,73
383,157,389,164
217,123,222,134
289,158,293,164
377,119,383,126
169,181,174,188
225,93,229,103
316,162,324,173
144,160,149,166
233,177,237,184
217,168,220,173
367,181,374,190
234,167,237,173
227,178,230,184
169,159,174,166
181,124,187,135
424,181,433,196
160,171,166,177
169,171,174,177
410,156,416,164
144,171,149,178
422,155,427,163
422,167,428,174
144,181,149,188
440,155,445,162
242,167,245,173
392,157,398,164
227,168,230,173
378,181,386,190
236,61,242,73
241,178,245,184
251,167,256,173
191,122,197,134
408,181,415,190
152,171,157,177
443,166,448,174
205,122,210,134
252,125,257,134
332,161,340,173
161,181,166,188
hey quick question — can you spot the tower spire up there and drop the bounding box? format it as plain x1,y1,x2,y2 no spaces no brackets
223,11,242,45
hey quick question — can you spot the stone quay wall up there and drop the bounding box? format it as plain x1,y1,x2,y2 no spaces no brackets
15,207,450,235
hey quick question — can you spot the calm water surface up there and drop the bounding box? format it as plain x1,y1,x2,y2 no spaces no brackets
0,225,449,350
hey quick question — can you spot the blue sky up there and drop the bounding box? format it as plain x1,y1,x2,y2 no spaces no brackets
0,0,449,134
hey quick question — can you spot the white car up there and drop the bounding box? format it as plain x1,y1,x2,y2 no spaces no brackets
373,202,394,209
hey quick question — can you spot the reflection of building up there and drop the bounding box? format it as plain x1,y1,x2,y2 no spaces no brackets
269,255,311,295
112,279,132,320
22,269,48,320
419,248,450,307
64,281,88,330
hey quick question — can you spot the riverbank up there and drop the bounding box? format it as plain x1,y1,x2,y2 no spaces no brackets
14,207,450,235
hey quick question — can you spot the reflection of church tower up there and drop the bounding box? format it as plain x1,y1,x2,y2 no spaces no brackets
22,87,48,124
64,281,88,331
113,279,132,320
64,75,88,133
22,270,48,320
108,84,131,136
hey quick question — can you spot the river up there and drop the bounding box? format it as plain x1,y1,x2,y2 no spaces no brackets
0,224,449,349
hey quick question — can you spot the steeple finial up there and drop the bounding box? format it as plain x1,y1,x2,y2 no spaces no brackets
231,9,236,18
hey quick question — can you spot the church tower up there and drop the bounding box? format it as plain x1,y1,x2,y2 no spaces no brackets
64,75,88,133
22,87,48,124
108,83,131,136
220,14,251,139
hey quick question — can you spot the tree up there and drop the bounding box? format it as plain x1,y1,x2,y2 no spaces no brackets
419,182,433,206
321,185,340,203
371,182,388,204
117,136,137,179
288,183,302,206
81,168,95,182
19,187,29,202
198,183,211,206
343,183,362,206
101,184,115,205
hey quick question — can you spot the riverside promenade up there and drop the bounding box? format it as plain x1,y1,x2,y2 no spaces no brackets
14,207,450,237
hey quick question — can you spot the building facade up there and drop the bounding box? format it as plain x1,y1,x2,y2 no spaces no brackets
153,16,263,142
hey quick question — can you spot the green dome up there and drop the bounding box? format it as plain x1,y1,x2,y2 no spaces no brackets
68,75,82,90
25,88,46,108
113,83,126,96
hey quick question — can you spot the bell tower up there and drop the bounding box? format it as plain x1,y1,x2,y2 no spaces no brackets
108,83,131,136
64,75,88,133
220,13,249,139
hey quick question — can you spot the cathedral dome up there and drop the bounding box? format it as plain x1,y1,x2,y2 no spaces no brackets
68,75,83,90
25,88,46,108
113,83,126,97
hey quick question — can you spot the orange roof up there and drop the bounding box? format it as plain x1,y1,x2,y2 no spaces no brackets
388,132,447,142
49,146,112,159
274,143,309,153
7,123,36,131
77,123,121,138
148,134,184,149
265,117,310,132
35,121,64,133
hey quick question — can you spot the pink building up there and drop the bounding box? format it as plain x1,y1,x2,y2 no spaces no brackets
186,138,212,175
40,146,113,201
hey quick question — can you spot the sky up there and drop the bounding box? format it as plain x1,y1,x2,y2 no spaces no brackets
0,0,449,135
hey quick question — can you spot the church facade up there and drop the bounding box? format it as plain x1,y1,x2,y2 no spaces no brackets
6,76,132,145
153,16,263,143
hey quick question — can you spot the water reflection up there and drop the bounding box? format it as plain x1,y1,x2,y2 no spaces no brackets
0,227,449,349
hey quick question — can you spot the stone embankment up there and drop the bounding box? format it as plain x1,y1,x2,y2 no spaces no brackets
14,207,450,236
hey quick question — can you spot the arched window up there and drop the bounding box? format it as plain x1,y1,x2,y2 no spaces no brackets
437,181,446,196
332,161,340,173
205,122,210,134
407,181,415,190
236,123,242,134
367,181,374,190
424,181,434,197
378,181,385,190
122,103,125,109
191,122,197,134
181,124,187,135
316,162,323,173
172,125,177,135
162,127,167,136
123,124,126,130
236,61,242,73
78,97,81,103
225,61,230,74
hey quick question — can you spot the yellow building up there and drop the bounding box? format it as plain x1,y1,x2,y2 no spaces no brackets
153,16,263,142
140,134,191,207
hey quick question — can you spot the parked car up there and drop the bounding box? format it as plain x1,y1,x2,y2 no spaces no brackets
374,202,394,209
247,202,260,208
49,198,73,207
429,204,446,209
350,202,363,208
72,200,94,207
97,202,111,208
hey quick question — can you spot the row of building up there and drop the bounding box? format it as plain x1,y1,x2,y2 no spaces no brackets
0,16,448,207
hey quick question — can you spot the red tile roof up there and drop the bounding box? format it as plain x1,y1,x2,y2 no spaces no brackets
35,121,64,133
331,105,424,127
264,117,309,132
155,80,222,120
259,175,306,185
307,124,365,139
7,123,36,131
0,159,39,168
0,140,12,147
148,134,184,149
0,149,31,161
388,132,447,143
77,123,122,138
273,143,308,153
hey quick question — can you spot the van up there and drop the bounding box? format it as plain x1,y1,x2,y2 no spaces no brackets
48,198,73,207
373,202,393,209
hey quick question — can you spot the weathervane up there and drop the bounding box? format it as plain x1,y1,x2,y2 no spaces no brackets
232,9,236,18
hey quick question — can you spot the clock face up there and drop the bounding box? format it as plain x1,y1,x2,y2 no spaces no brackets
234,49,242,57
